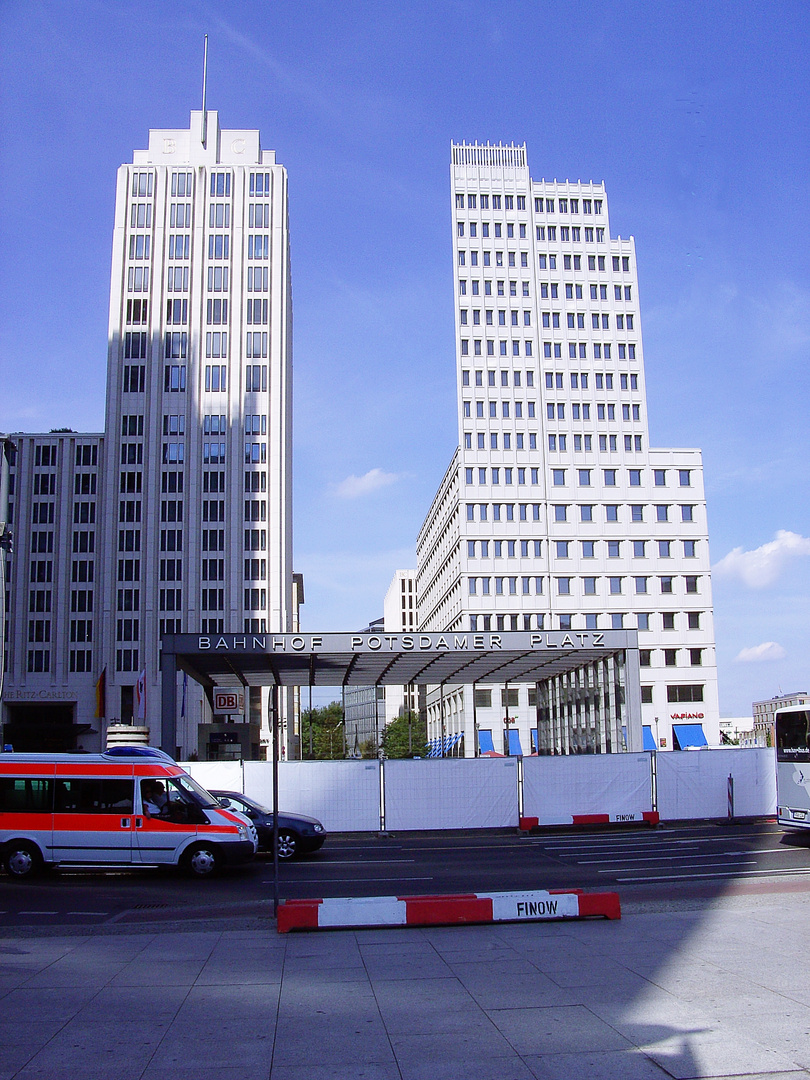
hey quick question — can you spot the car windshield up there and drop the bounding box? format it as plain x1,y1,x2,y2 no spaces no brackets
236,794,271,815
171,772,220,809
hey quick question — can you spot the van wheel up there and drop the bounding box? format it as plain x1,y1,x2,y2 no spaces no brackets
183,844,220,877
276,831,300,860
4,842,43,880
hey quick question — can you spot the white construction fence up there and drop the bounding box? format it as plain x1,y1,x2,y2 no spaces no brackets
183,748,776,833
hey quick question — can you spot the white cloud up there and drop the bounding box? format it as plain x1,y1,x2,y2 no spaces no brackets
333,468,398,499
713,530,810,588
734,642,787,664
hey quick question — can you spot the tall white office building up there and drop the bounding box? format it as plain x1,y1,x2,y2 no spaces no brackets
101,109,294,754
417,143,719,756
2,110,294,758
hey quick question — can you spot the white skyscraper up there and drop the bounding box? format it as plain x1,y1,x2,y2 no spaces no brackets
2,110,294,758
417,143,719,756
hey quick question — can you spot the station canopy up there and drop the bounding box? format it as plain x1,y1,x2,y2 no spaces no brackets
162,629,638,689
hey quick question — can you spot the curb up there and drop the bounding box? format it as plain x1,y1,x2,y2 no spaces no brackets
519,811,659,830
277,888,621,933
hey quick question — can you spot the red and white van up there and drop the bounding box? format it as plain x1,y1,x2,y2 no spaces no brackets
0,747,257,878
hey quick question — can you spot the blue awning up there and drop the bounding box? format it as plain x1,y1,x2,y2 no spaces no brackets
673,723,708,749
507,729,523,756
530,729,538,752
478,730,494,754
444,733,462,753
643,725,657,751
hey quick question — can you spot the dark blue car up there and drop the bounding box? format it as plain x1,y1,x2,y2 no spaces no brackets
211,790,326,860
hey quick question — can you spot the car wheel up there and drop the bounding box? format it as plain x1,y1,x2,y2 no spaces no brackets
4,842,43,880
183,844,220,877
276,830,300,860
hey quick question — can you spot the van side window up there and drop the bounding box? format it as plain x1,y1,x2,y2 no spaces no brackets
0,777,53,812
55,778,134,814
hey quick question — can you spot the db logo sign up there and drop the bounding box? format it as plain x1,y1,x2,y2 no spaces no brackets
214,690,243,714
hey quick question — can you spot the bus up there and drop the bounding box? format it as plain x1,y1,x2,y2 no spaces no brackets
775,705,810,830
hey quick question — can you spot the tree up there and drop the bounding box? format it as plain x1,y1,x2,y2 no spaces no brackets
381,710,427,759
300,702,345,760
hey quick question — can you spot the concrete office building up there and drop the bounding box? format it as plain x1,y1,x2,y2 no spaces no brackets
2,110,295,758
753,691,808,748
417,142,720,756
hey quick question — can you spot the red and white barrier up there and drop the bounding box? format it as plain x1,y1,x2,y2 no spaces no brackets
519,811,659,830
276,888,620,933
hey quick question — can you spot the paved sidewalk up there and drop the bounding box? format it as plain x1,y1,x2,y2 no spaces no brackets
1,892,809,1079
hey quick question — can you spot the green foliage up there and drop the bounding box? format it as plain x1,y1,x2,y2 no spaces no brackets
300,702,345,759
358,737,378,759
381,710,427,759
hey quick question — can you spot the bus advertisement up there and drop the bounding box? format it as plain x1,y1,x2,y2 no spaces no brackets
775,706,810,830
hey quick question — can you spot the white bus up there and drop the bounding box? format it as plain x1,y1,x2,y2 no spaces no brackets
775,705,810,830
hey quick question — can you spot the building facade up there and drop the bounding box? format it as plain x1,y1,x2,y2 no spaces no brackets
2,111,295,758
752,691,808,748
416,142,720,756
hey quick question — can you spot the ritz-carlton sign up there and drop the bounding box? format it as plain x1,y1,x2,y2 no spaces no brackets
184,630,633,655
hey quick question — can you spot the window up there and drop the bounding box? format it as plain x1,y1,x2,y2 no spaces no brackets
552,469,565,486
667,685,704,703
210,172,231,197
634,576,648,594
607,540,620,558
688,612,701,629
681,505,694,523
654,469,666,486
660,576,673,594
605,505,618,522
683,540,697,558
554,505,567,522
656,505,669,522
679,470,692,487
556,541,569,558
690,649,703,666
611,613,624,629
659,540,671,558
609,577,622,594
583,577,597,595
662,612,676,630
557,578,571,595
581,540,595,558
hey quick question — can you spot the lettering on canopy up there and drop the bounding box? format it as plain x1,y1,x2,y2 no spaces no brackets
191,631,614,653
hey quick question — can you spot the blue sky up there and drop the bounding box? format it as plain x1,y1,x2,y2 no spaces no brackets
1,0,808,717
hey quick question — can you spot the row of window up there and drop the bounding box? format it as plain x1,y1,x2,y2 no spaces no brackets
466,502,696,528
455,194,605,216
461,341,638,361
555,402,641,422
466,538,700,561
548,468,688,488
466,611,701,633
459,251,529,269
464,432,644,454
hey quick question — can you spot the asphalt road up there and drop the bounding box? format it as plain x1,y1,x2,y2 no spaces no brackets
2,821,809,930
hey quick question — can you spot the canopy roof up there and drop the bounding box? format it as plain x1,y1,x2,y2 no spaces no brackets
162,629,638,690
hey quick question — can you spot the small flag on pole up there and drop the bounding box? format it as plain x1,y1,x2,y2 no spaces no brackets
136,669,147,722
94,666,106,719
180,672,188,718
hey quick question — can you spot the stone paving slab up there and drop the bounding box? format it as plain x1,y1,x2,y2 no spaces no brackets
0,894,809,1079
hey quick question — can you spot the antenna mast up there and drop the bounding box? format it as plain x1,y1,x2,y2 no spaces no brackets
201,34,209,148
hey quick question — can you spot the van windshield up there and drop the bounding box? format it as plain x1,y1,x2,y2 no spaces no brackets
776,710,810,762
170,773,220,809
